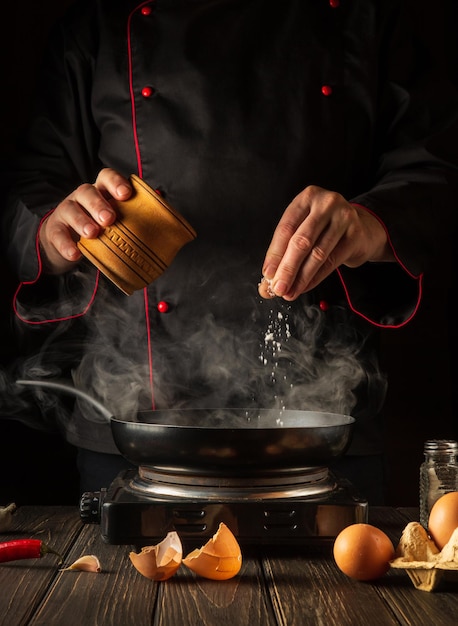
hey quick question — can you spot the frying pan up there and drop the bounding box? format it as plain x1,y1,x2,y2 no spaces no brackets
16,379,355,473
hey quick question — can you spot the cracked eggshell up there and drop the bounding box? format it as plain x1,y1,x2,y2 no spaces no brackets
129,531,183,581
182,522,242,580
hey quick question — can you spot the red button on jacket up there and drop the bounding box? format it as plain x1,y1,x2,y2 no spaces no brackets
157,301,169,313
142,86,154,98
319,300,329,312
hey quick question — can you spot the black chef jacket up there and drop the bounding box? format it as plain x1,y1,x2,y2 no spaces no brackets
2,0,458,457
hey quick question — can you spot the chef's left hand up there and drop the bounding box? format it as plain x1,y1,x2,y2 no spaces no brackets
259,185,395,301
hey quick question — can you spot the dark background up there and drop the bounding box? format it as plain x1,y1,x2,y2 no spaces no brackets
1,1,457,506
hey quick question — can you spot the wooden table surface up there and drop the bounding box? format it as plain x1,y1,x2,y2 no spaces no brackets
1,505,457,625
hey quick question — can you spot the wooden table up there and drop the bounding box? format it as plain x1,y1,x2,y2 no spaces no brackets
1,506,457,625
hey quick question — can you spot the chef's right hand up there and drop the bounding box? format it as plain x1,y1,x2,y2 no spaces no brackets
38,168,132,274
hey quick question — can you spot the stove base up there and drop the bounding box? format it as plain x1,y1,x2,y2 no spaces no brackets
81,470,368,547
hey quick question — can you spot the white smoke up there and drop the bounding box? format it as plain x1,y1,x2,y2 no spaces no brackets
1,256,387,437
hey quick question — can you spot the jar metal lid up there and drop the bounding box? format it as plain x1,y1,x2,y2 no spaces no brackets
424,439,458,452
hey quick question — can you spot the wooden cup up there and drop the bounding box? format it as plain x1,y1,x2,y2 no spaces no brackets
77,175,197,295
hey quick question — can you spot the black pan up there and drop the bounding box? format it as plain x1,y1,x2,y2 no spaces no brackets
16,380,355,472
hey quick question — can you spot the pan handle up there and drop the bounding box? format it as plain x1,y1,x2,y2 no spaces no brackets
15,379,113,421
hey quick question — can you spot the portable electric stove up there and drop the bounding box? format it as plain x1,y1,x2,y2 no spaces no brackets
80,465,368,547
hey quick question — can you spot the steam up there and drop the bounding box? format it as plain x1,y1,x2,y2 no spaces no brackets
0,257,387,438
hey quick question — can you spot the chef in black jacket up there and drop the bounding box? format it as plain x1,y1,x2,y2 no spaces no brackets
2,0,458,503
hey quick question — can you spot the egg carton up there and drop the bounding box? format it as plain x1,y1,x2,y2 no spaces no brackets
390,522,458,592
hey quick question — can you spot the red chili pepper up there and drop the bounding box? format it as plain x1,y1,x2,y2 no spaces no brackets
0,539,62,564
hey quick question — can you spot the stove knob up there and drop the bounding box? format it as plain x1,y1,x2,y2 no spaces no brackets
80,489,106,524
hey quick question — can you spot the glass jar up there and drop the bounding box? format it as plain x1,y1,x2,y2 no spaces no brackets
419,439,458,528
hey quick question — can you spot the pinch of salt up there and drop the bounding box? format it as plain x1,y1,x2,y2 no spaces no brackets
259,277,276,298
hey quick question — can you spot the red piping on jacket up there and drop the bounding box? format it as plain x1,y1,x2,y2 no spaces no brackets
127,4,147,181
12,211,100,325
336,267,423,329
128,2,156,409
340,203,423,329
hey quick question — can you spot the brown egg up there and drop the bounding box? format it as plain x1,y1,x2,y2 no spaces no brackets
333,523,395,581
182,522,242,580
129,531,182,581
428,491,458,550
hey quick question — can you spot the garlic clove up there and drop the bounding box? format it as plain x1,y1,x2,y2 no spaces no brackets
61,554,102,572
0,503,17,532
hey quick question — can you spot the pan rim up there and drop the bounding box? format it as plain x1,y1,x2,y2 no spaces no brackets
110,408,356,430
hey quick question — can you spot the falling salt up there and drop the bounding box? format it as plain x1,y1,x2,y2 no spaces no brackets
259,304,293,411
